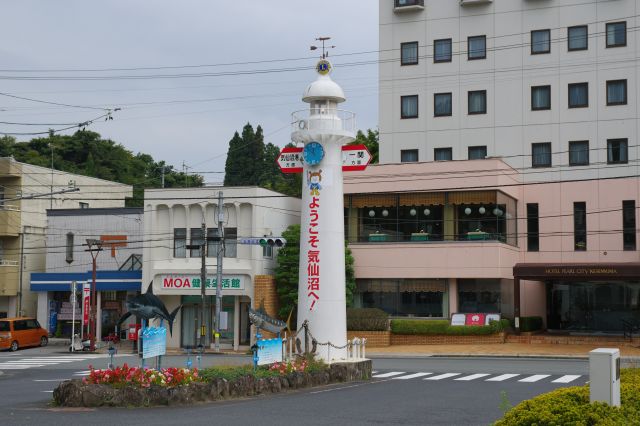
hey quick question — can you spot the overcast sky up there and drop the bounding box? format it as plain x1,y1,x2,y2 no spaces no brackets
0,1,378,181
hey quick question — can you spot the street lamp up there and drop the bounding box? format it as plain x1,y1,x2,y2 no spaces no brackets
85,239,103,352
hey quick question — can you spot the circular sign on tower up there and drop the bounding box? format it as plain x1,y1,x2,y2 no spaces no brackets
316,59,332,76
303,141,324,166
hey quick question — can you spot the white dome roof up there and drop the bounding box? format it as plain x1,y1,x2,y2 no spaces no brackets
302,74,346,103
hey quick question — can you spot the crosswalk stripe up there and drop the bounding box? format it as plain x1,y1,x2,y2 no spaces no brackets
372,371,406,378
455,373,491,381
2,360,76,363
424,373,461,381
371,371,378,374
552,375,582,384
486,374,520,382
0,365,43,369
393,372,433,380
74,371,91,376
519,374,551,383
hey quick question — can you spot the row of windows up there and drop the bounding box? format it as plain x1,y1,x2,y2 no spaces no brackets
526,200,636,252
400,138,629,166
400,22,627,65
400,79,627,119
172,227,274,259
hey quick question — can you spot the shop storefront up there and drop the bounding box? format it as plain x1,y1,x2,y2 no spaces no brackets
30,271,141,339
514,263,640,333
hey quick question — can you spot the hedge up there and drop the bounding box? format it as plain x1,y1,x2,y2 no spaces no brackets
347,308,389,331
495,368,640,425
391,319,510,336
517,316,543,333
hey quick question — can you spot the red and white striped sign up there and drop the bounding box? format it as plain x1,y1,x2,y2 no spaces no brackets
277,144,372,173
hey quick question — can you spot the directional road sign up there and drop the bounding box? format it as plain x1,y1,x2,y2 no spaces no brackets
277,144,372,173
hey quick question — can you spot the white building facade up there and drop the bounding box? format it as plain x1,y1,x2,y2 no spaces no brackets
143,187,300,350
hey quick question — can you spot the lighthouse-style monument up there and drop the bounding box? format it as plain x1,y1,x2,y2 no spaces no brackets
291,48,356,361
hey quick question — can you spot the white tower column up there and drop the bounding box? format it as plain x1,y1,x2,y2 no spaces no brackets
293,59,355,362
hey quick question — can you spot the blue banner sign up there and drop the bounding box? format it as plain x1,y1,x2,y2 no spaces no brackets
257,338,283,366
142,326,167,359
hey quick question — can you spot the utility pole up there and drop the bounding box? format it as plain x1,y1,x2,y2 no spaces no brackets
85,239,103,352
161,165,165,189
215,191,224,352
199,221,207,349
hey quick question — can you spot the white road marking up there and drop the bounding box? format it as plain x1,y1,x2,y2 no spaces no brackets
519,374,551,383
41,391,54,393
486,374,520,382
372,371,406,378
33,379,68,382
393,372,433,380
455,373,491,381
0,365,43,369
73,371,91,376
552,375,582,383
424,373,461,381
371,371,378,374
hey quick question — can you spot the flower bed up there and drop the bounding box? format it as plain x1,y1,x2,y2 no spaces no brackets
54,359,372,408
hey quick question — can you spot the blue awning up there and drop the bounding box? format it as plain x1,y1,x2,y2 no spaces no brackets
30,270,141,292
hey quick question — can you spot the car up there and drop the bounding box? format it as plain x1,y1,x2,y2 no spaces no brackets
0,317,48,352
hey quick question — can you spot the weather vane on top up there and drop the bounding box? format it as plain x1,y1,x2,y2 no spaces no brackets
310,36,335,59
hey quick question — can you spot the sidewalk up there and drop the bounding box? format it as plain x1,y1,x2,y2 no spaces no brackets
367,343,640,360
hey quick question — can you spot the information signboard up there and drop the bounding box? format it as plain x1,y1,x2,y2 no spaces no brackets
142,326,167,359
256,338,283,366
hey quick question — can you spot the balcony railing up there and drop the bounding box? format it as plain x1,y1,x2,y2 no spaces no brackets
291,109,356,135
394,0,424,10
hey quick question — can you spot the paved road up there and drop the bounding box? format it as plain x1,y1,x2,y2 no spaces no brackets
1,346,589,426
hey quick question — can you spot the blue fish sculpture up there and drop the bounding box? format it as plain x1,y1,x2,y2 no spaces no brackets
117,283,181,336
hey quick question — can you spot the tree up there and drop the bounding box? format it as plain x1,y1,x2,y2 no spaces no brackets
349,129,379,164
223,123,265,186
274,224,356,322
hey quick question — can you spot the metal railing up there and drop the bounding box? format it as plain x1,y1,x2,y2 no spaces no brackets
291,109,356,135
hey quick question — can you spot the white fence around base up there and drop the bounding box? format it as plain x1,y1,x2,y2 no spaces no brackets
281,334,367,363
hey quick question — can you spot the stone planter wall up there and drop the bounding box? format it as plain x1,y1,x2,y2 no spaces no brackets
347,331,391,347
390,332,505,345
53,360,372,408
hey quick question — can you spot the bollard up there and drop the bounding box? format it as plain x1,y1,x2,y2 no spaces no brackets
362,338,367,359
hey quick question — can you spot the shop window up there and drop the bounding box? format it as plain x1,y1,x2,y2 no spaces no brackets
174,228,186,258
568,25,588,51
623,200,636,251
527,203,539,252
356,279,446,317
398,204,444,242
457,204,506,242
458,279,501,313
574,202,587,251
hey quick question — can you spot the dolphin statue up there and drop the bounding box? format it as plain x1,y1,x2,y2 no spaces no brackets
116,283,182,336
248,308,287,334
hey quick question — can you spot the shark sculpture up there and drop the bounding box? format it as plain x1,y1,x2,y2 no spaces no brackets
248,308,287,334
116,283,182,336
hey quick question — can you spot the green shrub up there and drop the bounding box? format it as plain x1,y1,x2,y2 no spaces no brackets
391,319,510,336
347,308,389,331
495,368,640,425
517,316,544,333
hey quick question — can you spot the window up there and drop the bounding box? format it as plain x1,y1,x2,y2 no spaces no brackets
79,202,89,209
395,0,424,7
206,228,221,258
531,29,551,54
531,85,551,110
189,228,203,257
401,149,419,163
434,148,452,161
623,200,636,251
65,232,74,264
569,141,589,166
532,142,552,167
568,25,588,51
434,38,452,63
468,35,486,60
606,22,626,47
224,228,237,258
607,139,628,164
527,203,539,251
174,228,186,258
468,90,487,114
574,202,587,251
263,244,273,258
434,92,452,117
568,83,588,108
401,95,418,119
468,146,487,160
607,80,627,105
401,42,419,65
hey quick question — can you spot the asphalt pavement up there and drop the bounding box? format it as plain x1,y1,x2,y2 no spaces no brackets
0,345,591,426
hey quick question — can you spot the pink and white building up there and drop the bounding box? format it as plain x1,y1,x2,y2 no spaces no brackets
346,1,640,333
